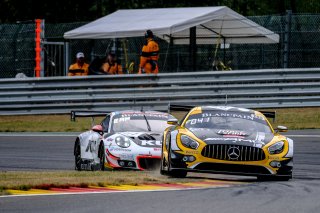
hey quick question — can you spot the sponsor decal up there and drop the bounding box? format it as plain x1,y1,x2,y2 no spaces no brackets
119,154,135,160
81,163,92,170
223,135,244,138
185,150,199,155
269,156,280,160
106,138,113,142
153,148,161,151
217,129,248,136
85,140,97,152
121,132,142,137
114,117,130,124
109,147,132,152
120,113,168,119
185,114,265,127
140,140,162,146
204,137,265,147
205,137,256,143
201,112,265,121
79,160,97,170
186,117,210,125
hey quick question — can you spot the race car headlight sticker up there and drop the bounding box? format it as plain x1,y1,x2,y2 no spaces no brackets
115,136,131,148
268,141,284,154
181,135,199,149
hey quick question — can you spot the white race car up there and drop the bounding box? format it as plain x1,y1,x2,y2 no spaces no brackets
72,110,176,171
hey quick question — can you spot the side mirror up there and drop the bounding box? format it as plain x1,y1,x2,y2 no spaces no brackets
167,118,178,125
275,125,288,133
92,124,103,133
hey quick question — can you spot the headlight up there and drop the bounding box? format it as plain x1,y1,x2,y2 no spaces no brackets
115,136,131,148
268,141,284,154
180,135,199,149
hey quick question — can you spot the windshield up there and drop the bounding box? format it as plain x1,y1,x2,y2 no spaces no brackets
111,112,174,133
184,110,272,133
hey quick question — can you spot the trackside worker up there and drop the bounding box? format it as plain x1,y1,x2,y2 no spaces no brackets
68,52,89,76
101,51,123,75
139,30,159,74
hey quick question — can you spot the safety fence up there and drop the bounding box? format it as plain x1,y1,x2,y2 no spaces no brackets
0,68,319,115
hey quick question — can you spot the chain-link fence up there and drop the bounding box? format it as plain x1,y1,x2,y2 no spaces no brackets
1,13,320,77
0,23,35,78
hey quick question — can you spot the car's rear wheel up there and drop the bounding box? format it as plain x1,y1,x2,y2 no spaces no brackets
74,140,82,171
99,143,106,171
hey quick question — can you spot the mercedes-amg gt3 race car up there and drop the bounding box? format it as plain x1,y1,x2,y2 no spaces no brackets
73,110,175,171
161,105,293,181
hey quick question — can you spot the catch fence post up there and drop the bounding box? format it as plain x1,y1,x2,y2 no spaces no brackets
34,19,44,77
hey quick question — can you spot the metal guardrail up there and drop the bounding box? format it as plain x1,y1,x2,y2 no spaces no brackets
0,68,320,115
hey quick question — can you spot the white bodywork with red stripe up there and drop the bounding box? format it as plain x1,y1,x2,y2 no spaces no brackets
74,110,174,171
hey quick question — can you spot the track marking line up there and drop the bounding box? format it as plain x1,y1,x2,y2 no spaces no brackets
6,189,57,195
102,184,168,191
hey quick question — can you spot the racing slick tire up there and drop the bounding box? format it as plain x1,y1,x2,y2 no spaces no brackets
167,169,188,178
99,143,106,171
257,175,291,181
166,136,187,178
160,135,168,175
160,156,168,175
74,139,82,171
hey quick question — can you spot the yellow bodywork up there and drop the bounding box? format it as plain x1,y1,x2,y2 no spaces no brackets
162,107,291,175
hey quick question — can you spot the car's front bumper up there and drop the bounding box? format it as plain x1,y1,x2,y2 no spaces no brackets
169,150,293,177
105,147,161,170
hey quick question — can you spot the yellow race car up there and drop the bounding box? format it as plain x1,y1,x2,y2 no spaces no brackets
160,105,293,181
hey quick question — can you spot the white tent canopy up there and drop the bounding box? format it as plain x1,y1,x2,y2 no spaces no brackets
64,6,279,45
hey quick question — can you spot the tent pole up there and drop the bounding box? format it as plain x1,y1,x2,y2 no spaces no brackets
283,10,292,68
189,27,197,71
223,37,226,65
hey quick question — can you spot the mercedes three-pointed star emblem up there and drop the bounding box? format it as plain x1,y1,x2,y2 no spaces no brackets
227,146,241,160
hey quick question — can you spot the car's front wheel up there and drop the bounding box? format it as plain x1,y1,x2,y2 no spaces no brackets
160,135,168,175
167,169,188,178
166,138,187,178
257,175,291,181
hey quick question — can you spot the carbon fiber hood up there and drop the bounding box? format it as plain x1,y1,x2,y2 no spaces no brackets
189,128,274,148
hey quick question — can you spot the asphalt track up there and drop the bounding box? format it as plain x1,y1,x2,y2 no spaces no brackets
0,130,320,213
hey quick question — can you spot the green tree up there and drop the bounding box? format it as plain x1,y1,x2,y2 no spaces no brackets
0,0,319,23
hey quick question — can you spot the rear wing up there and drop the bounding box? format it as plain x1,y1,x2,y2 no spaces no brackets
167,104,276,122
168,104,194,114
167,104,195,124
259,110,276,122
70,110,110,122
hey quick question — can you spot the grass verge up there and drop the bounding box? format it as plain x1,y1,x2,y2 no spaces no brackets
0,170,196,193
0,107,319,132
0,115,102,132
